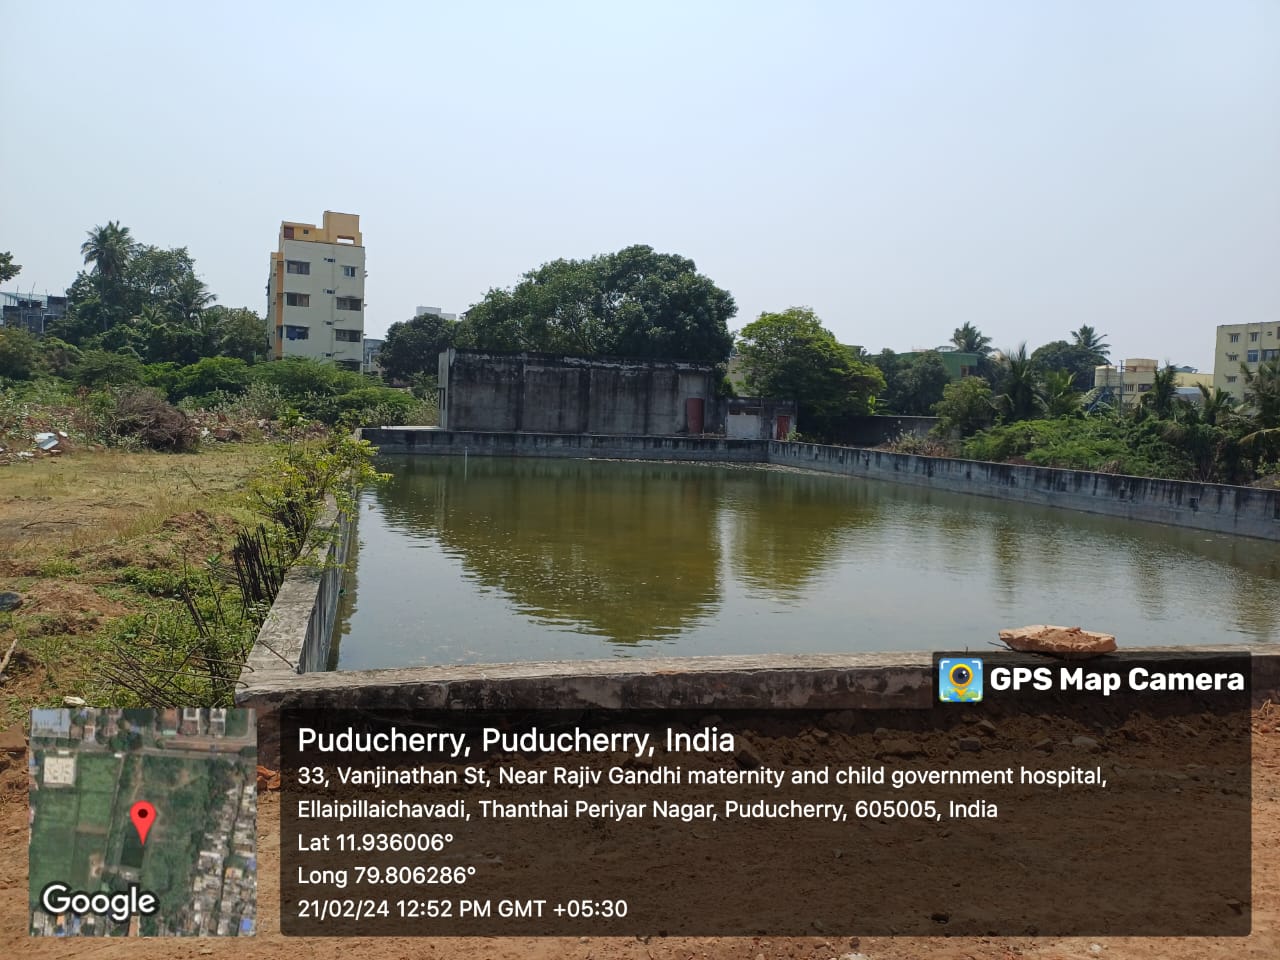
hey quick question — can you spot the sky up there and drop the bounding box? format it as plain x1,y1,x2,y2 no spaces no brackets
2,1,1277,371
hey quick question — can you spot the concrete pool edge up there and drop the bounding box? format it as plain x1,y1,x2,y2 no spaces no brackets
237,646,1280,714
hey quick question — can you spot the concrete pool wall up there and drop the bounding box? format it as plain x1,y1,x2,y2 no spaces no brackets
235,429,1280,718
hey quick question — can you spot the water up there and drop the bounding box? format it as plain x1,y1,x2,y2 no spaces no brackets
331,456,1280,670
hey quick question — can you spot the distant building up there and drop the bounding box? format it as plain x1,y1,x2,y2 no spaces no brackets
1093,359,1157,410
266,211,365,370
415,306,457,321
30,709,71,740
0,291,67,335
899,347,981,380
42,753,76,787
363,337,384,376
1213,322,1280,405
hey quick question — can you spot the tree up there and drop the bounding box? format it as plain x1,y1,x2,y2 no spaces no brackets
1071,325,1111,364
992,343,1043,422
736,307,884,440
950,322,992,355
931,376,995,438
1030,340,1102,392
0,251,20,283
1138,364,1179,420
80,221,137,311
381,311,459,382
459,245,735,364
1039,369,1081,417
0,327,38,380
1195,384,1237,427
874,350,950,415
1239,358,1280,427
204,306,269,362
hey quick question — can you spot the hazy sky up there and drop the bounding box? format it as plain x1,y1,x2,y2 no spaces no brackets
2,1,1276,370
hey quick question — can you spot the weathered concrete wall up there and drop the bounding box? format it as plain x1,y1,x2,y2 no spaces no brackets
240,496,353,689
769,441,1280,540
438,349,725,434
726,397,799,440
832,415,939,446
361,428,768,461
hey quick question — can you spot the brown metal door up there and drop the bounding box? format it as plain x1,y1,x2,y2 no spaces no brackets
774,415,790,439
686,397,705,434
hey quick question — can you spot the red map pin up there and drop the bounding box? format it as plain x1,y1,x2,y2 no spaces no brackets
130,801,156,846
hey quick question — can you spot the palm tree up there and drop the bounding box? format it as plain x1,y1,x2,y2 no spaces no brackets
169,273,215,327
1039,369,1080,417
1071,325,1111,364
951,322,992,355
993,343,1042,422
1137,364,1179,420
1241,357,1280,428
1196,384,1237,427
80,221,135,284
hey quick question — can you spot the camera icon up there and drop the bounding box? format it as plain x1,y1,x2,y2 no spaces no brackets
938,658,984,703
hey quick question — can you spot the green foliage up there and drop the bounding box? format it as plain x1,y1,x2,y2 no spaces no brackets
72,349,144,388
0,326,39,380
37,337,83,378
172,356,251,402
381,312,458,382
931,376,995,438
459,244,736,364
0,251,20,283
736,307,884,441
1030,340,1101,392
992,343,1043,422
1241,357,1280,428
1071,325,1111,363
1039,369,1081,417
950,322,991,355
873,349,950,415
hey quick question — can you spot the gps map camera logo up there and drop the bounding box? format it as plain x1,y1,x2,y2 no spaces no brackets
938,658,984,703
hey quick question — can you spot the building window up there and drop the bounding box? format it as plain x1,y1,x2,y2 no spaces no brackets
285,292,310,307
324,257,335,263
1264,350,1279,361
1137,383,1151,392
1124,383,1135,392
1226,375,1238,383
284,324,309,340
286,260,310,274
335,296,362,311
336,360,361,372
1227,353,1239,362
335,328,361,342
1250,332,1259,341
283,226,295,239
1248,350,1259,363
324,288,336,295
1229,333,1240,343
342,265,357,277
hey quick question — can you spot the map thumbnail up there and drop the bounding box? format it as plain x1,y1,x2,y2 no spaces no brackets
28,707,257,937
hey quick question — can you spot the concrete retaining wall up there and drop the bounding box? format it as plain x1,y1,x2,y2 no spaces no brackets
769,441,1280,540
831,415,939,446
241,496,353,689
361,428,767,461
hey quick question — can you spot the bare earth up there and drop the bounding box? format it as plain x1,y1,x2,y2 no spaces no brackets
0,708,1276,959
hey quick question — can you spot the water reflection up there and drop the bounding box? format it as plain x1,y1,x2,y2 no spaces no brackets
331,457,1280,669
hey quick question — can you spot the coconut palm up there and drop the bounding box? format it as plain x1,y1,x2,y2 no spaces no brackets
993,343,1042,422
1138,364,1179,420
950,322,992,355
1196,384,1237,427
169,273,215,327
80,221,135,284
1241,358,1280,428
1071,325,1111,364
1039,369,1080,417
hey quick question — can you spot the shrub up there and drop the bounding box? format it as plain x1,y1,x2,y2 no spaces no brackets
0,326,38,380
74,350,144,388
174,356,251,402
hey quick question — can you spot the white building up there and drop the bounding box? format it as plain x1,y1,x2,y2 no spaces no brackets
266,211,366,370
1213,322,1280,404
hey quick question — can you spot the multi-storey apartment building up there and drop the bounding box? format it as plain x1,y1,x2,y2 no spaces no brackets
1213,322,1280,405
265,211,365,369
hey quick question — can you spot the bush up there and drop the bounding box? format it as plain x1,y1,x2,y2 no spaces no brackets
74,350,144,388
174,356,251,402
109,388,200,452
248,357,366,400
0,327,38,380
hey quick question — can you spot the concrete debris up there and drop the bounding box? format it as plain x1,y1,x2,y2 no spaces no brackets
956,737,983,752
34,432,59,450
1072,736,1101,752
1033,738,1054,752
878,739,922,758
975,719,998,736
62,696,87,707
734,744,763,769
998,624,1117,657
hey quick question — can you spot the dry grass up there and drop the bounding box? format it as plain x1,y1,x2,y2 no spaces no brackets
0,444,270,721
0,446,264,563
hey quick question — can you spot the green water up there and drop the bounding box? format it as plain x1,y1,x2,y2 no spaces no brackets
331,456,1280,669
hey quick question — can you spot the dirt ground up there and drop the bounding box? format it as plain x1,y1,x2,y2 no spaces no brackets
0,447,265,723
0,708,1274,959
